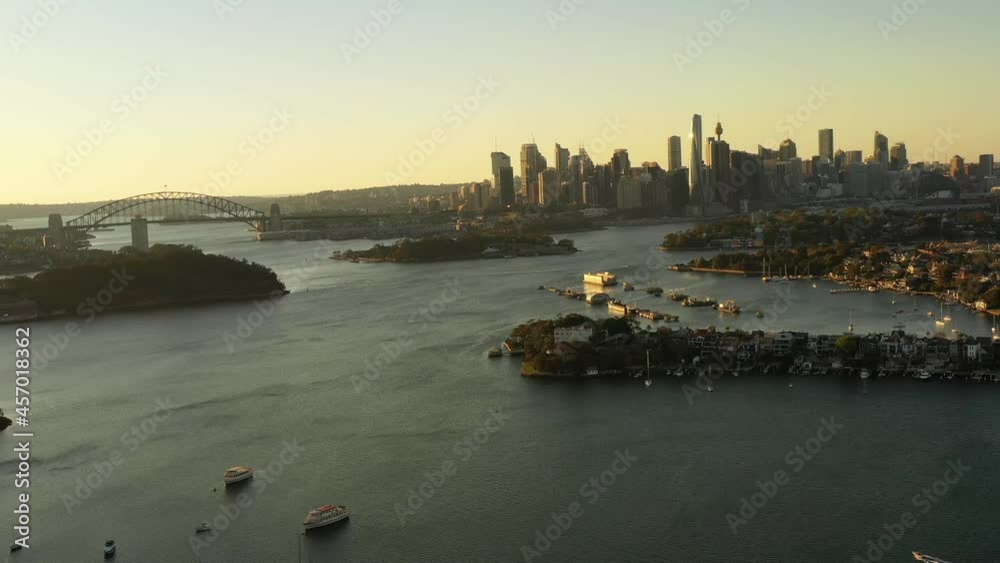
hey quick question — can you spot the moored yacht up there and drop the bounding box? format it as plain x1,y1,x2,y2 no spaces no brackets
303,505,350,530
583,272,618,286
223,466,254,486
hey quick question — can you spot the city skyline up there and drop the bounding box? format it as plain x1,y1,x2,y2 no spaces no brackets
3,0,1000,204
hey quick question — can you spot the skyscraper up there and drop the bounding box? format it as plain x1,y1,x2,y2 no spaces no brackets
690,114,704,203
951,155,965,178
979,154,995,178
889,143,908,171
818,129,834,161
707,120,730,204
520,144,546,204
554,144,570,176
668,136,682,171
779,139,797,161
874,131,889,169
611,149,631,178
491,151,511,191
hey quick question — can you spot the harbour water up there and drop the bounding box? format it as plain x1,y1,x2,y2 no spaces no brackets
1,222,998,562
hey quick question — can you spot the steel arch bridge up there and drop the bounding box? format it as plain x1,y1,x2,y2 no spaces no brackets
66,192,267,231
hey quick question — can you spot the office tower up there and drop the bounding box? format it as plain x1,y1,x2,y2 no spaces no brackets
611,149,631,177
847,162,868,197
951,155,965,177
707,137,731,200
520,144,546,204
666,168,691,212
668,136,682,171
890,143,908,171
758,145,779,161
730,151,763,202
690,114,705,203
497,166,515,207
874,131,889,169
979,154,995,178
866,161,884,193
846,150,864,165
779,139,797,161
834,150,846,170
490,151,511,199
538,168,559,206
818,129,834,161
616,175,643,210
554,144,570,176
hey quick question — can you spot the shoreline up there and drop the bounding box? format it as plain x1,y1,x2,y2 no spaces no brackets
0,290,290,326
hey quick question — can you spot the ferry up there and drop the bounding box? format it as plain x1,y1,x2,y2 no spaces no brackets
103,539,117,559
224,466,254,485
303,505,350,530
913,552,953,563
607,299,629,316
587,293,610,305
667,290,688,302
718,300,742,315
583,272,618,286
682,297,717,308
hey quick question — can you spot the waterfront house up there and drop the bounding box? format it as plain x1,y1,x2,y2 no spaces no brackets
555,324,594,345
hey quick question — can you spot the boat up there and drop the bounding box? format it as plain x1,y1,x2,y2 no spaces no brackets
583,272,618,286
303,505,350,530
607,299,629,316
860,369,871,380
223,466,254,486
756,311,765,319
682,297,717,308
644,350,653,389
667,290,688,302
195,521,212,533
919,370,932,381
645,287,664,296
537,285,545,290
913,552,954,563
718,299,741,315
761,257,771,283
104,539,117,559
622,282,635,291
487,347,503,358
586,293,610,305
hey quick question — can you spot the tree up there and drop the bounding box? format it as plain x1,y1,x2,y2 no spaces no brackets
835,335,860,358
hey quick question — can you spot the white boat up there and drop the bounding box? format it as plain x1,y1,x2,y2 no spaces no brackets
223,466,254,485
919,370,932,381
583,272,618,286
586,293,610,305
103,539,117,559
303,505,350,530
913,552,954,563
644,350,653,389
860,369,871,380
195,521,211,533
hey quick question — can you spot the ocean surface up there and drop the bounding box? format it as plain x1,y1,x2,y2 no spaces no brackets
1,221,998,563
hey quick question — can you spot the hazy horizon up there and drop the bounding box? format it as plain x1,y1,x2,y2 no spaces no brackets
3,0,998,204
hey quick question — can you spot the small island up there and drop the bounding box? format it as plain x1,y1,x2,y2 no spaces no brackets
506,314,1000,382
334,234,578,263
0,244,288,323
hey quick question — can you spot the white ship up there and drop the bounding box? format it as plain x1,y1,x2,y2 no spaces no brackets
223,466,254,485
587,293,610,305
584,272,618,286
303,505,350,530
